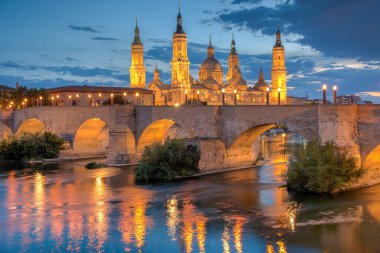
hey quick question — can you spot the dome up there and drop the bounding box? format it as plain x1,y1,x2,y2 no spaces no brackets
254,68,269,92
200,57,223,73
199,38,224,85
202,76,220,90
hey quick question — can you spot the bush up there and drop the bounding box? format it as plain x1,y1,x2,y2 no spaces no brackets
286,139,364,194
135,138,200,182
0,132,65,161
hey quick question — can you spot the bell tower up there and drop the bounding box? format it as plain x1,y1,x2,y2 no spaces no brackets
171,6,190,89
226,34,239,82
271,26,287,104
130,18,146,89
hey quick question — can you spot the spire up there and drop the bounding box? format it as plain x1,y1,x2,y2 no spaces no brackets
274,25,283,48
230,33,237,55
259,66,264,81
133,17,142,45
175,1,185,34
154,64,160,80
207,35,214,58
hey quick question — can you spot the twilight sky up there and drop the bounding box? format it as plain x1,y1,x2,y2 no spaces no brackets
0,0,379,102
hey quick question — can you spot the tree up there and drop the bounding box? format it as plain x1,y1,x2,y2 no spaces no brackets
286,139,364,194
135,138,200,182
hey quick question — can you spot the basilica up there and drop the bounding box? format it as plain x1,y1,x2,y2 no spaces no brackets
130,8,287,106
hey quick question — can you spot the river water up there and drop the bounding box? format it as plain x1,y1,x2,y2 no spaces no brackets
0,133,380,253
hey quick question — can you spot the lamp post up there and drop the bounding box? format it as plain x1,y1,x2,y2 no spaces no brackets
22,101,25,109
39,96,42,106
197,90,200,106
164,93,167,106
76,94,79,106
135,92,140,106
110,93,114,106
234,89,237,106
266,87,269,105
98,93,102,106
56,95,60,106
222,89,225,106
277,88,281,106
51,96,55,106
333,85,337,104
152,91,156,106
88,94,92,106
123,92,127,105
24,98,27,108
185,90,188,106
322,84,327,105
68,95,72,106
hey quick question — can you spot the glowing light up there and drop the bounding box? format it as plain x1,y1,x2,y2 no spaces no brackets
51,96,55,100
135,92,140,97
222,224,231,253
233,217,246,253
185,90,188,94
56,95,59,98
174,103,179,107
322,84,327,90
110,93,114,97
123,92,127,96
76,94,79,98
166,196,179,240
197,90,200,95
266,87,270,92
39,96,42,100
333,85,337,91
98,93,102,97
88,94,92,98
69,95,72,99
222,89,226,93
277,88,281,92
277,240,288,253
234,89,237,94
24,98,27,102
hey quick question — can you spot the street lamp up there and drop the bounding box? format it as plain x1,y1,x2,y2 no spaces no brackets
322,84,327,104
197,90,200,105
68,95,72,106
277,88,281,106
333,85,337,104
76,94,79,106
185,90,188,106
88,94,92,106
123,92,127,105
266,87,270,105
51,96,55,106
234,89,237,106
222,88,225,106
110,93,114,106
39,96,43,106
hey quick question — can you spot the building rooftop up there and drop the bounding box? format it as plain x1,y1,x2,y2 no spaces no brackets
47,85,153,94
0,84,15,92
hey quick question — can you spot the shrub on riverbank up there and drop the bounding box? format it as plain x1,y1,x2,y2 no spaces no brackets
0,132,65,161
85,162,106,169
135,138,200,182
286,139,364,194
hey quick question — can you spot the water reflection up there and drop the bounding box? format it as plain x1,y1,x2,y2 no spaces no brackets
0,133,380,252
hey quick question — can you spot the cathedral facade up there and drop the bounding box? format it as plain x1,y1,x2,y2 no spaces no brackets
130,8,287,106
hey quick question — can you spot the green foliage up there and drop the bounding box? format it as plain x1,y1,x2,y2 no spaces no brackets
85,162,106,169
0,132,65,161
135,138,200,182
0,85,51,110
286,139,364,194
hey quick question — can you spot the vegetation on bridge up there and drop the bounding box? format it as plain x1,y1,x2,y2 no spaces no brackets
135,138,200,182
0,132,65,161
286,139,364,194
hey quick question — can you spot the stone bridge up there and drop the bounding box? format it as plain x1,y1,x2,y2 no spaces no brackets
1,105,380,186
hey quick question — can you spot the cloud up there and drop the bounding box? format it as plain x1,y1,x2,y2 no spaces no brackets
231,0,262,4
91,37,118,41
214,0,380,60
67,25,98,33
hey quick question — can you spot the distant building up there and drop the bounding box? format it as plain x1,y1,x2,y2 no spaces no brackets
0,84,15,93
336,95,361,105
47,85,153,106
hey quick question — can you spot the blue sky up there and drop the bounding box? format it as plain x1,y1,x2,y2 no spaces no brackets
0,0,379,102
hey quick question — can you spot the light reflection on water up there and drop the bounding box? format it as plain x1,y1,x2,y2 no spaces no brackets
0,133,380,252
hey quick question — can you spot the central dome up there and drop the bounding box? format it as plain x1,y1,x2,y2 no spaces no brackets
199,38,224,85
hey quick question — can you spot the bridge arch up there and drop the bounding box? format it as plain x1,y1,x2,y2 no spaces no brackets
0,124,13,140
16,118,45,136
137,119,178,154
225,124,277,167
363,144,380,172
73,118,110,152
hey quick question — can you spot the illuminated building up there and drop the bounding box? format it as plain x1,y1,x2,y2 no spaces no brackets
130,19,146,89
148,8,288,106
